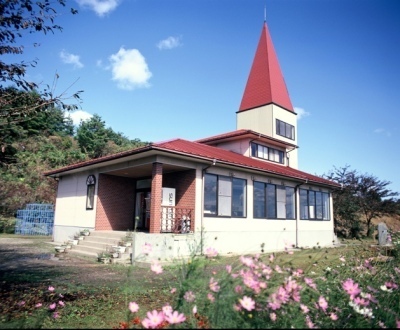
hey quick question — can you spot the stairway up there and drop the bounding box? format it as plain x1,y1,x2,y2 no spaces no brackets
67,230,132,265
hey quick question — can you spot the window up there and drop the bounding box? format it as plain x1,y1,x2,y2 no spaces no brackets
250,142,284,164
204,174,246,217
86,175,96,210
276,119,295,140
300,188,330,220
253,181,295,219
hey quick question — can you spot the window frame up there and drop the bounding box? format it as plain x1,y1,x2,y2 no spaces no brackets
86,175,96,210
299,188,330,221
276,119,295,140
253,181,295,220
203,173,247,218
250,142,284,164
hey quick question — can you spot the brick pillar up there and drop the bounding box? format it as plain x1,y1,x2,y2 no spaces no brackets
150,162,163,233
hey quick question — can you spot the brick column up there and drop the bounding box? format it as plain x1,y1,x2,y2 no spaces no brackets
150,162,163,233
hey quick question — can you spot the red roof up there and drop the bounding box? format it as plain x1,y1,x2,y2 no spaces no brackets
239,22,294,112
44,138,339,188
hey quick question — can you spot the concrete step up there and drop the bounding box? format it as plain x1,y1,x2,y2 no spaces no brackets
67,230,132,265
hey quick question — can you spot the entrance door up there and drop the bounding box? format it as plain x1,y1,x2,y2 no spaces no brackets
134,191,150,230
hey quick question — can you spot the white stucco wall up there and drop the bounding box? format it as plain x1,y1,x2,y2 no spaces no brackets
52,171,97,243
195,167,337,256
236,104,298,168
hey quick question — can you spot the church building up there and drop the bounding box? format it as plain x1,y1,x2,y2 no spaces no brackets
45,19,341,261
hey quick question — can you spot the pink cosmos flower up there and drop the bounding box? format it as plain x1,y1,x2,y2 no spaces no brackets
304,277,317,290
269,254,275,262
318,296,328,312
170,288,177,294
162,304,173,316
396,319,400,328
276,286,290,304
17,301,25,306
129,302,139,313
300,304,310,314
207,293,215,302
49,303,57,310
342,278,361,300
204,247,218,258
35,303,42,308
239,296,255,311
330,313,338,321
52,312,60,319
58,300,65,307
226,265,232,273
141,310,165,329
270,312,277,322
150,261,163,274
267,293,282,310
192,306,197,314
165,311,186,324
183,291,195,302
209,277,220,292
142,243,152,254
235,285,243,293
240,256,254,268
48,286,55,292
306,315,315,329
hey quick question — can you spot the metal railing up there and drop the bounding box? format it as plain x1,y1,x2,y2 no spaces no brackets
160,207,193,234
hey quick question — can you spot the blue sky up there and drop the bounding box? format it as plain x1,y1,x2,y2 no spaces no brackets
18,0,400,195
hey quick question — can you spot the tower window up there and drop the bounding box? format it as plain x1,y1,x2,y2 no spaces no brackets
276,119,295,140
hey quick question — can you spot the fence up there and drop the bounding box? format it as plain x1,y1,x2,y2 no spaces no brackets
15,204,54,236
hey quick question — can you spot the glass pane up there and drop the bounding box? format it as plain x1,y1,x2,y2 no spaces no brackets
300,189,308,219
266,184,276,218
286,187,295,219
86,185,95,209
251,143,257,157
316,192,323,219
276,186,286,218
204,174,217,215
323,193,330,220
280,121,285,136
218,195,231,216
308,191,316,219
218,176,231,196
232,178,246,217
253,181,266,218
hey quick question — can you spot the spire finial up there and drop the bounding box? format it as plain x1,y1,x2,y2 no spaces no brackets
264,4,267,22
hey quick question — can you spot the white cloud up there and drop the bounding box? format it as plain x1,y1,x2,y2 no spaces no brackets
157,36,183,50
60,50,84,69
108,47,152,90
374,128,391,137
76,0,120,17
295,107,310,120
66,110,93,126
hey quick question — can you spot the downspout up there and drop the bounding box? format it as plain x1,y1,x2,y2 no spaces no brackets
200,159,217,256
294,179,308,248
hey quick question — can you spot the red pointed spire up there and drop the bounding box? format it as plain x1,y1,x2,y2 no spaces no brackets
239,22,294,112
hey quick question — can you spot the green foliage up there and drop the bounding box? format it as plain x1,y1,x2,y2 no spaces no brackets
76,114,149,159
325,165,399,238
0,0,82,121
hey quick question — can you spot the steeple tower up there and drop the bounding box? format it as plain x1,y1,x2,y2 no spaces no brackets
239,22,293,112
237,20,298,168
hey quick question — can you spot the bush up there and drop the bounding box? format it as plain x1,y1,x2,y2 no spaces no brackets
0,217,16,234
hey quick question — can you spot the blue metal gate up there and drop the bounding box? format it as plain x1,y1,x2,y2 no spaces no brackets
15,204,54,236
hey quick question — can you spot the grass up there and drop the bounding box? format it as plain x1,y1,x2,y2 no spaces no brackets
0,233,399,329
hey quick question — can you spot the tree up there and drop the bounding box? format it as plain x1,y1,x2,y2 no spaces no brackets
325,165,399,238
354,173,398,237
324,165,363,238
76,114,150,159
0,0,82,124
